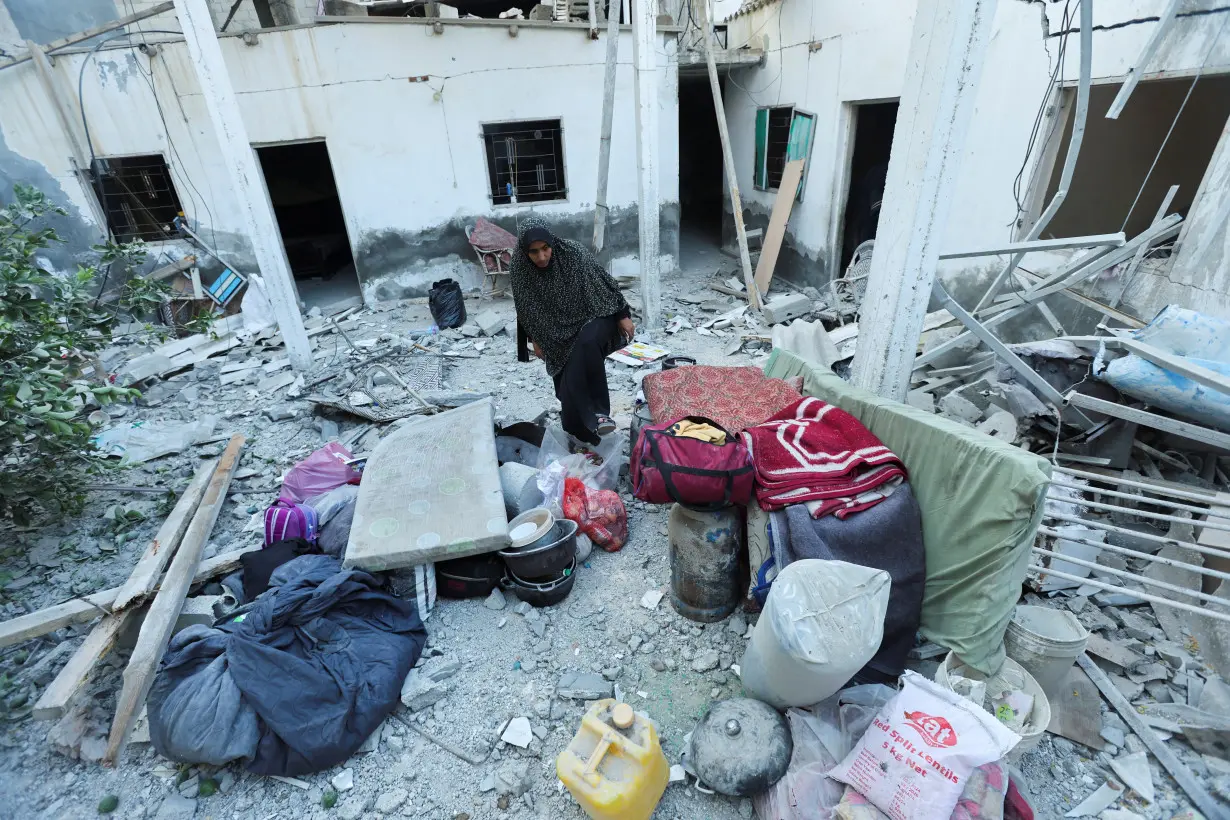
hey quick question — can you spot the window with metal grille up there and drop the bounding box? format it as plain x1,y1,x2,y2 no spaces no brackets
753,106,817,198
92,154,183,242
481,119,567,205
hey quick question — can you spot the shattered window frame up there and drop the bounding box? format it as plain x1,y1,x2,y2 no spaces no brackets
91,153,184,243
754,105,817,200
480,118,569,206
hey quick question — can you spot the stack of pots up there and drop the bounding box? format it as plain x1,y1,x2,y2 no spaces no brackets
499,508,578,607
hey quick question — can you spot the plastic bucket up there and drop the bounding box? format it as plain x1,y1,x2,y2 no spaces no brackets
1003,605,1089,702
935,652,1050,761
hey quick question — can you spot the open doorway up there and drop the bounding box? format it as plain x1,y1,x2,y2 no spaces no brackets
678,74,726,267
837,101,899,272
255,141,360,308
1034,75,1230,239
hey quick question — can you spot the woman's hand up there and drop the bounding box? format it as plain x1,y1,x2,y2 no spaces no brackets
618,317,635,344
532,341,544,360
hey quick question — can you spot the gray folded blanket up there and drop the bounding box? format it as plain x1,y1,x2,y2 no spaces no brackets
781,483,926,680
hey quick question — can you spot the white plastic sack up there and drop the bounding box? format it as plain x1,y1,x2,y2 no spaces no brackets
740,559,891,709
829,671,1019,820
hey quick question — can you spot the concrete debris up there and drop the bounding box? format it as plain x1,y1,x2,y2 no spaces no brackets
483,587,507,611
1110,751,1155,803
556,672,613,701
640,589,664,610
500,716,533,748
1065,780,1124,816
760,293,812,325
331,768,354,792
400,667,450,712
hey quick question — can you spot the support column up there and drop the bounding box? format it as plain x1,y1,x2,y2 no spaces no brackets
592,1,620,256
849,0,998,401
631,0,661,330
176,0,313,371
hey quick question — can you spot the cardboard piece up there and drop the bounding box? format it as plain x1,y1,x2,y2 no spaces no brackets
345,399,510,571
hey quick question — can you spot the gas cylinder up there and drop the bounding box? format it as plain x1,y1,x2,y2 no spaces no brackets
668,503,745,622
557,700,669,820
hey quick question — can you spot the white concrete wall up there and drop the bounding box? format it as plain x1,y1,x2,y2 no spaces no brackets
722,0,1230,321
0,20,681,300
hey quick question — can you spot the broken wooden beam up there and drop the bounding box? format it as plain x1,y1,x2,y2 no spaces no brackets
0,2,176,70
1077,654,1223,819
104,434,245,766
32,613,133,721
111,462,216,612
0,545,258,650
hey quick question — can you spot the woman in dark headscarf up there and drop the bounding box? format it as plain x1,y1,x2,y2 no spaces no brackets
510,216,634,447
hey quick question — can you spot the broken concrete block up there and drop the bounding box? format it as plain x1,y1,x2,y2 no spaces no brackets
400,667,450,711
258,371,296,393
939,392,983,424
760,293,811,325
118,354,175,386
174,596,225,635
906,389,935,413
474,310,505,337
556,672,613,701
951,377,996,413
459,324,481,338
976,410,1018,443
529,3,553,19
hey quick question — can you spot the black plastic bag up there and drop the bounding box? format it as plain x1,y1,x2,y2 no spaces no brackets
429,278,467,329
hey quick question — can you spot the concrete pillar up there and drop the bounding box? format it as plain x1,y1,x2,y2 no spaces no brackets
631,0,661,330
849,0,998,401
175,0,313,371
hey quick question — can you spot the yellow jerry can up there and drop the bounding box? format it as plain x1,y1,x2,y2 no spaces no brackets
556,699,670,820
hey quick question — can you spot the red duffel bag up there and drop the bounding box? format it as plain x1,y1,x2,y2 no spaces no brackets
631,416,755,509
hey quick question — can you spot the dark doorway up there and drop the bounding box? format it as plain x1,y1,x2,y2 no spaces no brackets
838,101,899,272
678,74,726,245
255,141,360,306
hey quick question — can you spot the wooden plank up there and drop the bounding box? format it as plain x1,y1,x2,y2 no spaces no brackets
1046,665,1107,751
144,256,196,282
0,545,258,650
103,434,245,766
32,612,132,721
0,2,176,69
1078,654,1223,820
753,159,805,296
111,462,216,612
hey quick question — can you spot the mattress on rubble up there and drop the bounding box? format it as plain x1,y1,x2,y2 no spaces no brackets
344,398,510,571
763,349,1052,675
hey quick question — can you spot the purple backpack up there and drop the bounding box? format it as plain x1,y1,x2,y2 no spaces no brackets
264,497,319,547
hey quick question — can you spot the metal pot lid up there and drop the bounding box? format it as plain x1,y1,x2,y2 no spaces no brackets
689,698,792,797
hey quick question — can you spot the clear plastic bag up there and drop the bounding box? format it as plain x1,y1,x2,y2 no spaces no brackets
754,684,896,820
537,424,623,491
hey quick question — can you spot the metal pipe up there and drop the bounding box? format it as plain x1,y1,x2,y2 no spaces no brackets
1032,547,1230,608
1055,466,1226,505
973,0,1093,312
1046,494,1230,534
1050,478,1230,522
1037,526,1230,582
1045,511,1205,550
1029,565,1230,624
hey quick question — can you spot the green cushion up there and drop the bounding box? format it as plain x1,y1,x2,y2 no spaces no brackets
764,349,1051,674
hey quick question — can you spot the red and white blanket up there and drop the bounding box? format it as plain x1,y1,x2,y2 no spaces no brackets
741,397,907,518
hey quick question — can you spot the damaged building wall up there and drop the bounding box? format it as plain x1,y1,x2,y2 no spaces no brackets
720,0,1230,324
0,20,681,302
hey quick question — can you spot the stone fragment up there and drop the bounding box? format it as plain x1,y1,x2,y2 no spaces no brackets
331,768,354,792
484,588,507,610
401,668,450,711
557,672,614,700
153,793,196,820
691,650,720,673
375,788,408,813
501,717,533,748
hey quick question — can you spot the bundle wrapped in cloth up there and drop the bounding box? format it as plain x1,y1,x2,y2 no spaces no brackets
742,397,906,518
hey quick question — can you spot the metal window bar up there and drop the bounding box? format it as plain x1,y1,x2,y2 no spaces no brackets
1047,493,1230,534
1054,466,1228,506
94,155,183,242
1037,525,1230,582
1031,546,1230,608
765,107,793,190
1049,478,1230,522
1026,565,1230,624
1045,510,1216,551
484,122,566,203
